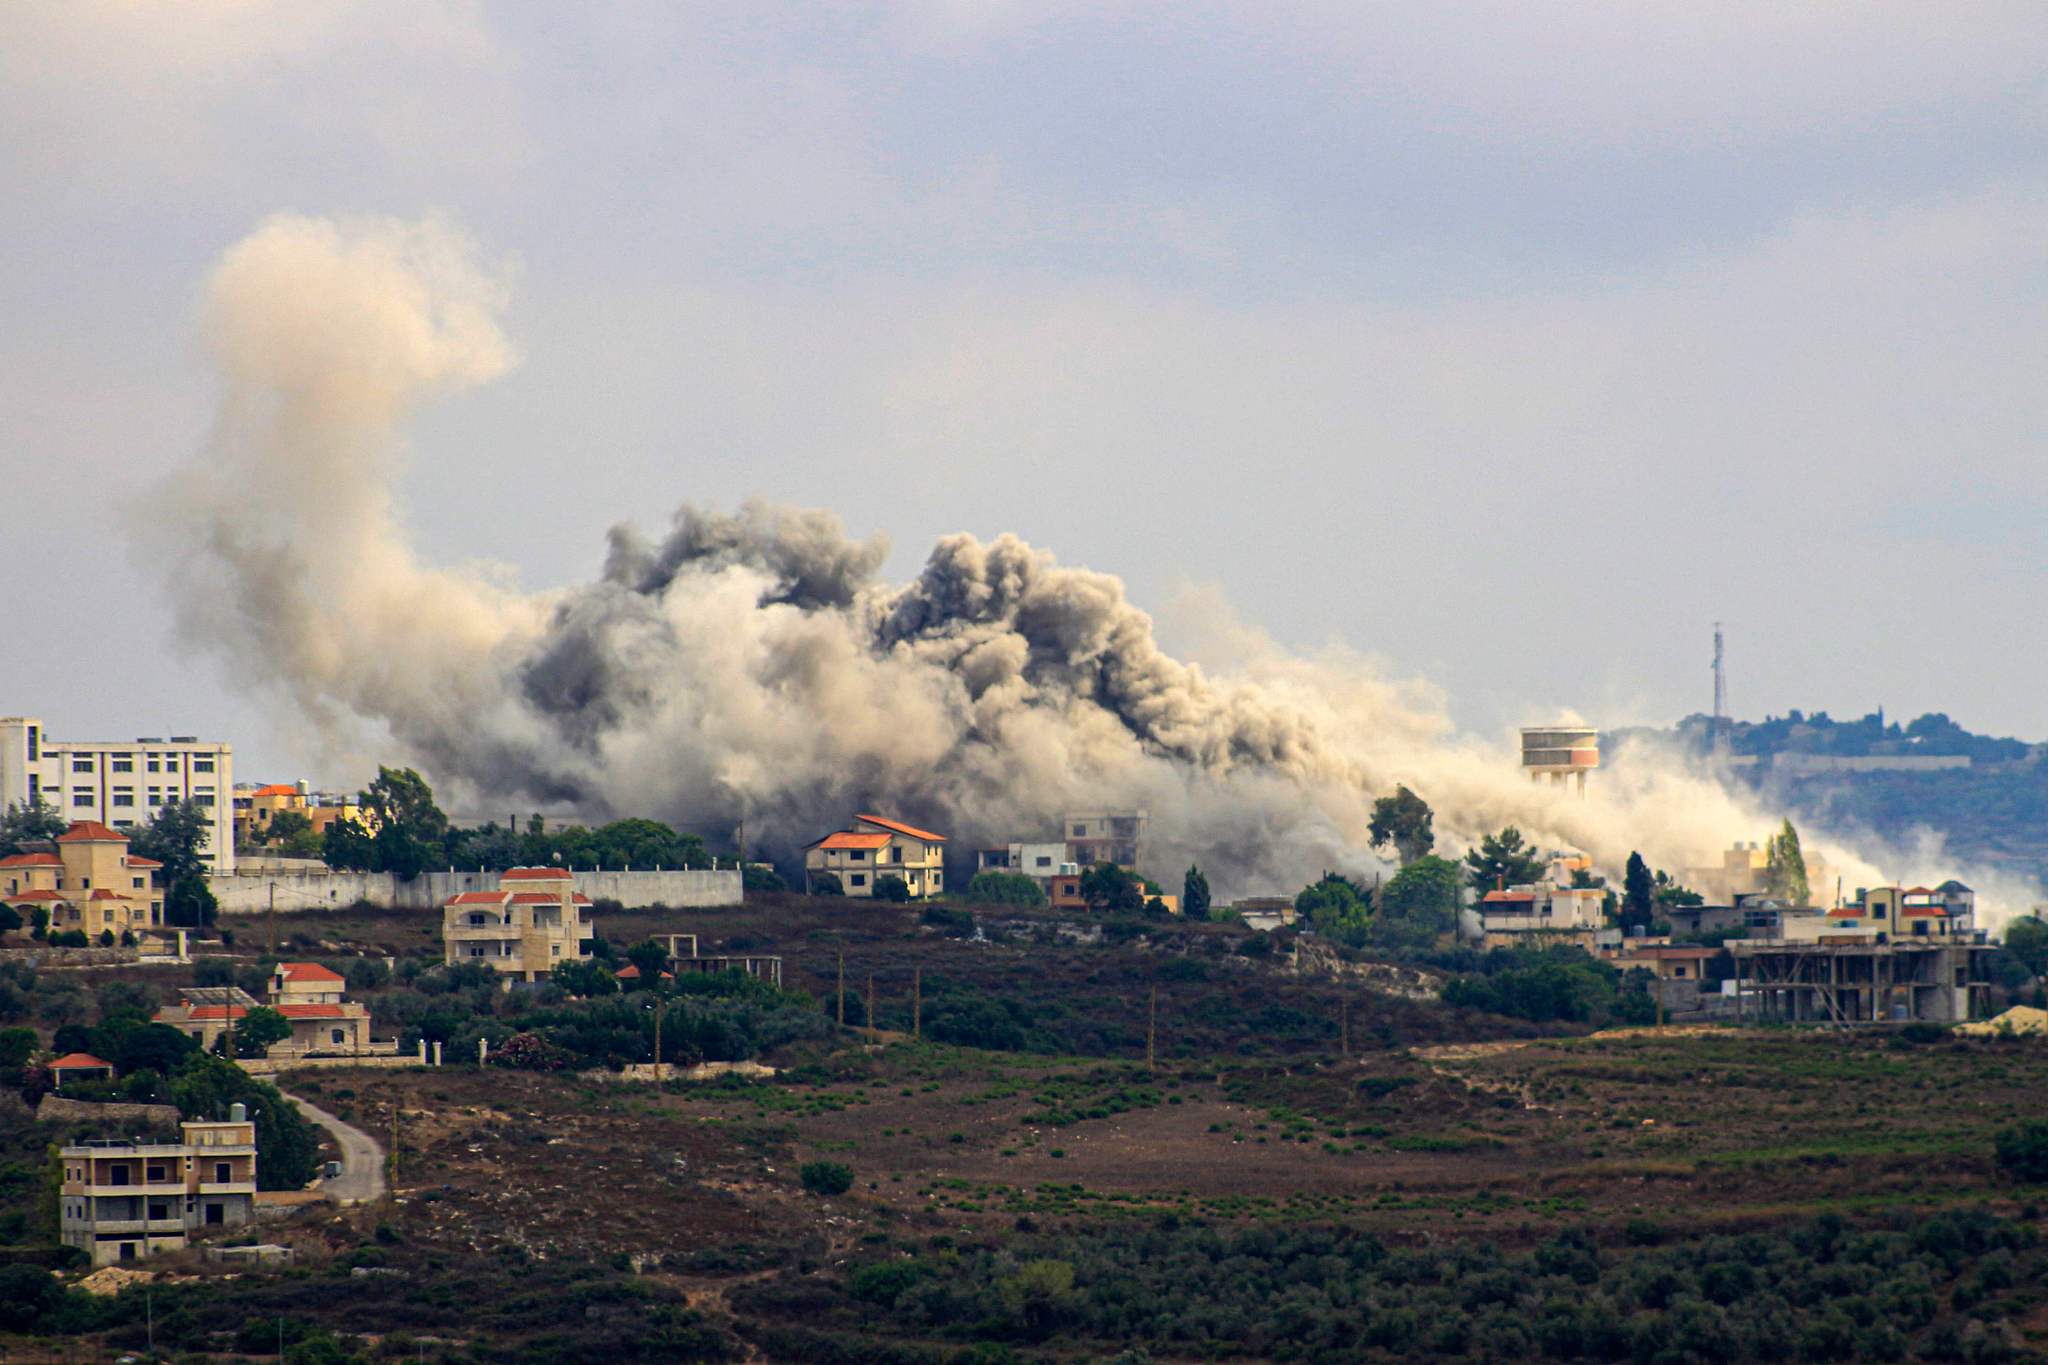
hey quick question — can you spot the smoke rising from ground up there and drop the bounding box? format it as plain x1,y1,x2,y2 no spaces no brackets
144,214,2018,916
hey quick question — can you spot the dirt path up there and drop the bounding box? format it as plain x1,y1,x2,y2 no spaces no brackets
280,1088,387,1204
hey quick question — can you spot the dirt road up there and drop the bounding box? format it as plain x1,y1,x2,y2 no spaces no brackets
281,1089,387,1205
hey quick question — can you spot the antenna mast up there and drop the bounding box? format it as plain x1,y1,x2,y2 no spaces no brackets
1711,621,1727,747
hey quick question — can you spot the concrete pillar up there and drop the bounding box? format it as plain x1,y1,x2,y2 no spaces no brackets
479,1037,489,1066
432,1041,443,1067
417,1039,428,1065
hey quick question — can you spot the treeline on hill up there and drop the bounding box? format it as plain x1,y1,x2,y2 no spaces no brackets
737,1207,2047,1362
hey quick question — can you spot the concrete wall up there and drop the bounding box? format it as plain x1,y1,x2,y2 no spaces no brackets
212,868,742,914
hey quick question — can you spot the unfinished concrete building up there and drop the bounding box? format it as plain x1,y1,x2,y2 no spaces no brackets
1730,937,1994,1025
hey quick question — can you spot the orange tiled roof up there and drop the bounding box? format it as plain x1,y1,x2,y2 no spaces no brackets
5,889,66,902
57,821,127,843
814,831,891,851
0,852,60,868
856,814,947,843
1482,890,1536,902
180,1006,249,1023
614,964,671,979
250,784,300,798
87,888,128,900
510,892,563,904
1902,908,1950,918
446,891,510,905
276,1003,349,1019
501,867,573,881
276,962,345,984
123,856,162,869
49,1053,113,1070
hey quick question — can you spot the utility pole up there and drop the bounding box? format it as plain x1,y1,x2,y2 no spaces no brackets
913,966,922,1041
1146,984,1157,1070
836,949,846,1028
653,995,664,1084
267,880,277,956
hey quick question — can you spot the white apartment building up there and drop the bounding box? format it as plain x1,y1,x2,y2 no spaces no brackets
0,717,234,873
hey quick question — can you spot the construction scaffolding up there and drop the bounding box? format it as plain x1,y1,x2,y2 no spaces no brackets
1731,937,1992,1026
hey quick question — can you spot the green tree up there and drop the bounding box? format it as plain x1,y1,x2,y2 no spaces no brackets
130,799,219,927
550,958,616,997
808,870,844,896
0,1264,60,1331
167,1052,320,1189
1620,852,1655,933
228,1006,292,1057
1463,827,1545,892
1994,1120,2048,1182
0,1026,36,1069
0,798,66,857
1766,819,1811,904
1295,873,1372,943
2004,916,2048,978
1654,870,1705,908
115,1022,197,1075
872,874,911,903
321,817,375,872
1182,865,1212,922
263,809,313,847
1372,855,1460,952
0,903,20,941
360,767,448,881
1368,786,1435,864
962,871,1046,906
1078,862,1143,913
800,1160,853,1195
625,939,671,986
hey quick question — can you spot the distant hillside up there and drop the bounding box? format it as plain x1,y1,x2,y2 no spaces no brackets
1608,710,2048,884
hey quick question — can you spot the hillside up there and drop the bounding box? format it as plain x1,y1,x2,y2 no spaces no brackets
1610,710,2048,883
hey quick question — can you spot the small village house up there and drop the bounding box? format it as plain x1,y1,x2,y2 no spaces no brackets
442,867,597,981
0,820,165,943
804,815,947,899
153,962,390,1058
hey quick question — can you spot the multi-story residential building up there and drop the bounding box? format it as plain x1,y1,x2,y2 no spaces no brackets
1680,840,1837,907
1063,811,1144,875
153,963,389,1058
1,820,166,942
803,815,947,899
0,717,234,872
60,1108,257,1266
1822,884,1979,939
442,867,597,982
1475,856,1606,947
1520,726,1599,796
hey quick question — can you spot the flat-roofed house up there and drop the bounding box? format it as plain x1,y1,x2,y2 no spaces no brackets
60,1108,257,1266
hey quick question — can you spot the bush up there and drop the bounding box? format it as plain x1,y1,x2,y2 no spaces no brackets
1994,1121,2048,1182
809,871,844,897
801,1161,854,1196
962,872,1046,906
872,875,910,903
0,1264,59,1330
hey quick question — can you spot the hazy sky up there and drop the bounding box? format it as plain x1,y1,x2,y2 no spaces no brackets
6,2,2048,785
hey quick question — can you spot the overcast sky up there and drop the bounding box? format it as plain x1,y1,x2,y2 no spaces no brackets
6,2,2048,785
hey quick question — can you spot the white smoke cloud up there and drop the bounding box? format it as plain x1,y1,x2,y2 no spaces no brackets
144,212,2019,915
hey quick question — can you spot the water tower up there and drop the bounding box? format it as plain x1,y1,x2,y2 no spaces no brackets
1521,726,1599,796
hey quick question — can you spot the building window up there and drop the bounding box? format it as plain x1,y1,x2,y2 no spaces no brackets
112,788,134,807
193,791,214,807
72,792,94,807
111,756,133,772
25,726,36,760
1035,856,1051,867
331,1028,346,1045
147,787,161,804
147,759,159,773
850,874,867,887
1072,825,1086,837
161,758,179,772
193,758,214,772
132,877,143,889
72,757,94,773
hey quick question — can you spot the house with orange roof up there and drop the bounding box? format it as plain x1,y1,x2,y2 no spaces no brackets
153,962,391,1058
1,821,165,943
49,1052,116,1090
804,815,947,899
442,867,597,982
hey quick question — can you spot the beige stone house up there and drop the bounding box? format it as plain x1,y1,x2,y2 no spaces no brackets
0,820,164,941
443,867,597,982
804,815,947,899
152,962,389,1058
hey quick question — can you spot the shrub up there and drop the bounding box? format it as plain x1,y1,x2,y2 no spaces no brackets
0,1264,59,1330
962,872,1046,906
809,871,844,897
801,1161,854,1196
1994,1120,2048,1182
872,875,910,903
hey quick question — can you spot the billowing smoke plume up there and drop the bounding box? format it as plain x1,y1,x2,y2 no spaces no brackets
144,214,2015,915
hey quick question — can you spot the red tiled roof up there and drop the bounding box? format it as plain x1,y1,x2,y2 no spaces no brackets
813,832,891,851
123,856,162,869
501,867,573,881
49,1053,113,1071
614,964,671,979
1902,908,1950,918
5,889,66,903
0,852,60,868
510,892,563,904
276,962,345,984
571,893,593,904
173,1005,249,1023
57,821,126,843
250,784,300,798
1827,908,1865,918
276,1003,349,1019
446,891,510,905
855,814,947,843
